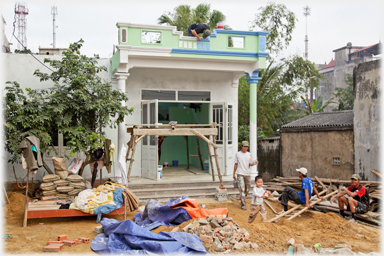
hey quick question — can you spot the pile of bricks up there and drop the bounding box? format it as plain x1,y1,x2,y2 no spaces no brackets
179,215,259,253
43,235,89,252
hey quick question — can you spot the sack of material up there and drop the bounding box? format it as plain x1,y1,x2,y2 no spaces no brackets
66,174,84,183
52,157,69,179
54,179,69,186
57,193,71,199
68,189,83,196
68,158,84,175
41,190,59,196
42,174,60,183
70,181,86,189
41,195,58,200
56,186,74,193
40,182,57,191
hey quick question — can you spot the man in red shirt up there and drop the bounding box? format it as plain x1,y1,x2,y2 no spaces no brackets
330,174,370,223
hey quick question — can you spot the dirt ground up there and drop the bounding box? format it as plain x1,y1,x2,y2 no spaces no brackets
2,192,381,254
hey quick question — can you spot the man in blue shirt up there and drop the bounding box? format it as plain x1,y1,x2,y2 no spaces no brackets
278,167,324,213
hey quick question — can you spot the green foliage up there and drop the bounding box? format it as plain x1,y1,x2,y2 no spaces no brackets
301,96,335,115
333,74,354,110
239,56,324,137
250,2,297,58
158,3,227,36
4,39,134,163
14,48,32,54
238,125,266,149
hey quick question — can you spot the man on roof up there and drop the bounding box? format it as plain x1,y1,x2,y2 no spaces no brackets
188,23,211,41
330,174,370,223
278,167,324,213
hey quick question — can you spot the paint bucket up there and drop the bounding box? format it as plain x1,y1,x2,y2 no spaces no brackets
157,165,163,180
204,160,209,171
163,162,168,168
172,160,178,167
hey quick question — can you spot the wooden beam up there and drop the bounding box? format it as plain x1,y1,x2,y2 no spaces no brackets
23,170,30,227
190,129,218,148
205,135,215,182
264,200,277,214
133,128,218,136
127,136,137,182
314,176,327,190
266,190,327,223
196,137,204,171
185,136,190,170
212,136,224,188
135,133,148,144
287,191,338,221
371,169,381,178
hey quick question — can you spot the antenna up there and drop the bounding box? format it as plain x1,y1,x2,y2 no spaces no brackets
303,5,311,60
14,3,29,50
51,6,58,48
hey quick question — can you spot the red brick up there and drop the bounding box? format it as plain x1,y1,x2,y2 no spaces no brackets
78,237,90,243
57,235,67,241
47,241,64,246
44,245,61,252
199,235,213,244
62,240,75,246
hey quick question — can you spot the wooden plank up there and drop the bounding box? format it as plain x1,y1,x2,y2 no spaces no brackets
185,136,190,170
191,129,218,149
264,200,277,214
23,170,30,228
27,206,125,219
127,137,137,182
213,135,223,188
196,137,204,171
206,136,215,182
133,128,218,136
371,169,381,178
314,176,327,189
266,190,327,223
135,133,148,143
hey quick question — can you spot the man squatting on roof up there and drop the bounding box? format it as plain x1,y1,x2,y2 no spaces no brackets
278,167,324,213
330,174,370,223
233,141,258,211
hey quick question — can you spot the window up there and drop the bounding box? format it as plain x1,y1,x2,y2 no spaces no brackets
333,158,341,165
142,90,176,101
228,105,233,144
228,36,245,48
178,91,210,101
213,105,223,144
141,31,161,44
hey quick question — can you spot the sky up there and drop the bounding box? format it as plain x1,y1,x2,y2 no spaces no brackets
1,0,383,65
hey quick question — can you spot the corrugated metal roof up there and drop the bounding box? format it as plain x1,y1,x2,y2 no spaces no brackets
282,110,353,129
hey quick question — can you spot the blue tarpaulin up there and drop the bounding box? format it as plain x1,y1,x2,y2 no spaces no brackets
94,188,124,223
91,217,207,254
133,196,192,230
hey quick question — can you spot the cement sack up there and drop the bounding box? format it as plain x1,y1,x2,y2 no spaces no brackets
41,190,59,196
67,158,84,175
70,181,86,189
56,186,74,193
41,195,58,200
40,182,57,191
54,179,69,186
57,193,71,200
42,174,60,183
66,174,84,183
68,189,83,196
52,157,69,179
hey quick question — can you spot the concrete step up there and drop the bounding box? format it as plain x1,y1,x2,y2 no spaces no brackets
130,186,241,197
127,180,234,190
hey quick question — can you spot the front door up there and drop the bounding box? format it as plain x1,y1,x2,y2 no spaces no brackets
141,100,158,180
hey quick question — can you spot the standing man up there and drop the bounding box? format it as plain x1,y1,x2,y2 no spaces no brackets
188,23,211,41
233,141,257,210
330,174,370,223
278,167,324,213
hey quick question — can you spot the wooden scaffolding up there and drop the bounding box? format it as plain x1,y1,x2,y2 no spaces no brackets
125,123,224,188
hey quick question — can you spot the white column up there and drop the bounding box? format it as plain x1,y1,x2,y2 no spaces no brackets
115,73,129,156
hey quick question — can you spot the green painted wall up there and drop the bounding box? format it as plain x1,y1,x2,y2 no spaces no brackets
158,103,209,171
110,50,120,73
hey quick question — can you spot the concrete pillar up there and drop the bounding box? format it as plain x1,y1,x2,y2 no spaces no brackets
245,71,261,181
115,73,129,157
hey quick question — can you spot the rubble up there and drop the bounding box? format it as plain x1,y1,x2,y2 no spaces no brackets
181,214,259,252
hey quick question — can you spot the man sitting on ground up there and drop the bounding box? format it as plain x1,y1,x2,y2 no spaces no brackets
278,167,324,213
330,174,370,223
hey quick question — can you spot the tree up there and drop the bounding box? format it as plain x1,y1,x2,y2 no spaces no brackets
4,39,134,164
301,96,334,114
333,74,354,110
250,3,297,58
158,3,227,36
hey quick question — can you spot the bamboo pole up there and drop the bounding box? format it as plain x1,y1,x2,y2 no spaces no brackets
23,170,30,227
264,200,277,214
196,137,204,171
127,136,137,183
371,169,381,178
125,132,134,162
212,136,223,187
205,135,215,181
135,133,148,144
191,129,218,148
266,190,327,223
314,176,327,189
184,136,190,169
287,190,338,221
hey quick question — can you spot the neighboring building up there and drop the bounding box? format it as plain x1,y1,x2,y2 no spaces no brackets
2,16,10,53
257,137,280,181
353,59,381,181
38,47,70,56
280,111,354,180
317,42,381,111
5,23,269,183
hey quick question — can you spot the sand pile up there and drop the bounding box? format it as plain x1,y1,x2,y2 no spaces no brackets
4,192,27,221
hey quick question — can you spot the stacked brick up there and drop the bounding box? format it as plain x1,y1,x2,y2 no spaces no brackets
43,235,89,252
39,174,86,200
181,215,259,253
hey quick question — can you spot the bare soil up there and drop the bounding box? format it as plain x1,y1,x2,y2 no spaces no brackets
2,192,381,254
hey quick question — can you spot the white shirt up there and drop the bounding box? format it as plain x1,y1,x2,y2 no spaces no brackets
234,151,252,176
252,186,266,205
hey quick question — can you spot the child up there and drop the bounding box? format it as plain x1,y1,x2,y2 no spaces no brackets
248,176,270,223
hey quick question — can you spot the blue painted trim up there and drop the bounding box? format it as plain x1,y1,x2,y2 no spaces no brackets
207,43,210,50
197,42,201,50
245,70,262,84
210,30,217,37
215,30,269,36
171,49,270,57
